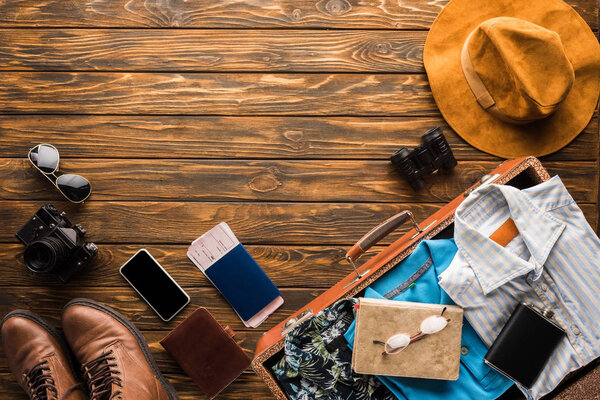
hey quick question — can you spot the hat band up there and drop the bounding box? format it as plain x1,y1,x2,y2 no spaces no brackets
460,32,538,125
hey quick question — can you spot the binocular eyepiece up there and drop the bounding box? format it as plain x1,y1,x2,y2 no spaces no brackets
391,127,457,190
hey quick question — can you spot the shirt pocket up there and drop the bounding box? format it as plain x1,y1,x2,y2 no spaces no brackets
438,253,479,297
459,322,508,389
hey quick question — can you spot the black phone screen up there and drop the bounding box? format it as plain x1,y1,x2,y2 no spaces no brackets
120,250,189,321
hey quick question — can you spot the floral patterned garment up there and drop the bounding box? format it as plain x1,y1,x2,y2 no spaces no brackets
272,298,397,400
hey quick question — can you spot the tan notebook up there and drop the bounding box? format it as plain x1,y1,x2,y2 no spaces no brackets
352,298,463,380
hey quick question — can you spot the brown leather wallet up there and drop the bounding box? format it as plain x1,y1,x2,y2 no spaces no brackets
160,307,251,399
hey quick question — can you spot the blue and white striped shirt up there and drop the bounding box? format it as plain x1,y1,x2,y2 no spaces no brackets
438,176,600,399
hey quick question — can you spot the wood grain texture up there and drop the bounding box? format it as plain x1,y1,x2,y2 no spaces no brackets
0,201,448,244
0,72,435,115
1,116,597,161
1,159,596,203
0,29,425,72
3,201,596,245
0,0,597,398
0,243,383,288
0,286,323,332
0,0,596,29
2,202,596,245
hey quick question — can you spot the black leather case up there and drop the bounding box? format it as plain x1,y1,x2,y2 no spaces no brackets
484,303,566,388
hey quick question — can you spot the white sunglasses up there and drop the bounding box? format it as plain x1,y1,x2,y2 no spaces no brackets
28,144,92,203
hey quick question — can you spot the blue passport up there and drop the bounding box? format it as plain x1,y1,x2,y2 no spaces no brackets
187,223,281,327
204,243,280,321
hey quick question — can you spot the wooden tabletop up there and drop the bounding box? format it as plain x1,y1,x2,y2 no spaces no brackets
0,0,598,399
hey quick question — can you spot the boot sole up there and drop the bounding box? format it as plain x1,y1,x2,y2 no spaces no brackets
62,298,179,400
0,310,82,385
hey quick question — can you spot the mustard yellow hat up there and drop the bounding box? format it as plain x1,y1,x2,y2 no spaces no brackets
424,0,600,158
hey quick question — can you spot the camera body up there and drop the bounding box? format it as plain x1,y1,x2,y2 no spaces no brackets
15,204,98,283
390,127,458,190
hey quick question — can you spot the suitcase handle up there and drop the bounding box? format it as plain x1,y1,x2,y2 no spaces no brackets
345,210,422,279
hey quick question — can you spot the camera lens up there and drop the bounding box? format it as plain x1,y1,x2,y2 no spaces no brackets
24,237,68,274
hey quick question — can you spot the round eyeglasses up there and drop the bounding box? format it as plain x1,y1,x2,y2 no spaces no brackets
373,307,451,355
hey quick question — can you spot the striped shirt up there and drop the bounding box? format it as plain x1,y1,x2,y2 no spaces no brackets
438,176,600,399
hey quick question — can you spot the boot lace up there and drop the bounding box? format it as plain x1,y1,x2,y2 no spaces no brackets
22,360,58,400
81,350,123,400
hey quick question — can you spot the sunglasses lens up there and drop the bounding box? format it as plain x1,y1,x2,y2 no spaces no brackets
420,315,449,334
386,334,410,354
56,174,91,203
29,144,59,173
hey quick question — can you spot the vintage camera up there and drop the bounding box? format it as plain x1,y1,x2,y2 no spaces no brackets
15,204,98,283
391,127,458,190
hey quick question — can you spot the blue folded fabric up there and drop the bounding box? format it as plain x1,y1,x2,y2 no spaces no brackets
205,243,280,321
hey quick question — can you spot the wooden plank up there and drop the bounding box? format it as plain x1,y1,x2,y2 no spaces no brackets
1,116,597,162
0,0,596,29
0,29,425,73
1,159,596,203
0,72,435,115
0,243,383,288
0,287,322,331
2,202,596,245
0,373,35,399
0,201,444,244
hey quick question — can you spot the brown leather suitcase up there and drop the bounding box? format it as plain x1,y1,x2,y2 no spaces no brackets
252,156,551,399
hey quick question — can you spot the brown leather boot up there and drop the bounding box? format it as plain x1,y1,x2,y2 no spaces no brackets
61,298,178,400
0,310,88,400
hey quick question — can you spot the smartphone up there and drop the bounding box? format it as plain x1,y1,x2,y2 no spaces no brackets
120,249,190,322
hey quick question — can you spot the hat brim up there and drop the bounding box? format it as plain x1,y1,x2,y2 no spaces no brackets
424,0,600,159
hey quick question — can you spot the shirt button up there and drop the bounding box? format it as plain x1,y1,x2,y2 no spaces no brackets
541,283,548,292
573,327,581,336
461,346,469,355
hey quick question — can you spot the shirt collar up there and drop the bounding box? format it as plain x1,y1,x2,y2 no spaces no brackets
454,183,566,295
401,239,456,275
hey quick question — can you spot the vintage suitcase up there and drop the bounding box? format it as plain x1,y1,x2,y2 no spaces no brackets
252,156,551,399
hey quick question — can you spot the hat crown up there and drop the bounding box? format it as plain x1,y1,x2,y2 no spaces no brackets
467,17,575,123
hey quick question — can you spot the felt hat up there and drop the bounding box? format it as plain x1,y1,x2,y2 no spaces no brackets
423,0,600,158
